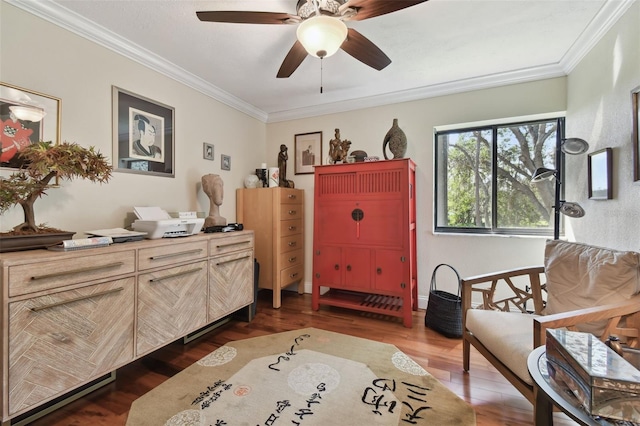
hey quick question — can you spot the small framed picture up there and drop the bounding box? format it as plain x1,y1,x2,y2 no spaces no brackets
294,131,322,174
588,147,612,200
203,143,214,160
221,154,231,171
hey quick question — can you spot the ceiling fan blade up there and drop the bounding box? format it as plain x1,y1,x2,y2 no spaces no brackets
341,0,428,21
196,11,298,25
277,40,308,78
341,28,391,71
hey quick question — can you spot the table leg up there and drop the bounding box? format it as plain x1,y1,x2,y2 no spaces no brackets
533,383,554,426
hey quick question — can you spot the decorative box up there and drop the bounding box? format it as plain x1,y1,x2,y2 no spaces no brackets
545,328,640,423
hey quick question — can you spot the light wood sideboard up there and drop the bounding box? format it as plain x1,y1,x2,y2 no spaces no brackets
0,231,254,424
237,187,304,308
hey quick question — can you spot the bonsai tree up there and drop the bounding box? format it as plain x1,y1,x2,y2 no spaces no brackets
0,141,112,233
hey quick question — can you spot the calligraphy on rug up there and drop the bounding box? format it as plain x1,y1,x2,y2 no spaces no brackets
126,328,476,425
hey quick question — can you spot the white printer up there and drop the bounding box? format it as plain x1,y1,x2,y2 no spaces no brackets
132,207,204,239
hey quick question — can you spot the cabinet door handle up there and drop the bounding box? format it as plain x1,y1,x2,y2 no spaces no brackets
149,268,203,282
288,210,297,215
217,255,251,266
377,268,382,275
216,241,250,249
288,241,297,247
334,264,340,270
150,249,203,260
346,265,352,272
31,262,125,281
30,287,124,312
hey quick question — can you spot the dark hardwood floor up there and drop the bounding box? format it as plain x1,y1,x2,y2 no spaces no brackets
27,290,576,426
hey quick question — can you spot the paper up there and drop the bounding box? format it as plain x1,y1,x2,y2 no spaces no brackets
133,206,171,220
86,228,147,238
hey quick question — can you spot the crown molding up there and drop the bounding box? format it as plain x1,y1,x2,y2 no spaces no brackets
559,0,635,73
6,0,629,124
267,64,566,122
5,0,269,123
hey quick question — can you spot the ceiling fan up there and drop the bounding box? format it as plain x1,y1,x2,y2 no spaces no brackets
197,0,428,78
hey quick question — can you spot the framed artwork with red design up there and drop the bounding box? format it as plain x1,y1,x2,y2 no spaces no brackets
0,82,61,169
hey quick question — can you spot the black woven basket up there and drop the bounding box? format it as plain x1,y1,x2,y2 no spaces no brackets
424,263,463,338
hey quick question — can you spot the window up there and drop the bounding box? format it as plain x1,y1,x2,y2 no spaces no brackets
435,117,564,235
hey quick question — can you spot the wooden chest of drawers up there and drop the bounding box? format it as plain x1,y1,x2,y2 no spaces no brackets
237,187,305,308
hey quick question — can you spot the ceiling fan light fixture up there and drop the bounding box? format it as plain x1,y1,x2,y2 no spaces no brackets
296,15,347,58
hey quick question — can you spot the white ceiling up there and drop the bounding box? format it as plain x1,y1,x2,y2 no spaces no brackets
8,0,633,122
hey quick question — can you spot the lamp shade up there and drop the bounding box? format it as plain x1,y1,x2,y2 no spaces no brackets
9,105,46,122
559,201,585,218
296,15,348,58
531,167,557,182
561,138,589,155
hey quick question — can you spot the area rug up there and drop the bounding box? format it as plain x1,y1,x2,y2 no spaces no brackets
126,328,476,425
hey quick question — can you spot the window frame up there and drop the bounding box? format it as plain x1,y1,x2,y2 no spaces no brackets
434,117,566,236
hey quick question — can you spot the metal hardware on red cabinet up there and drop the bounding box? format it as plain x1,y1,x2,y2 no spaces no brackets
315,273,320,278
316,250,320,255
346,265,352,271
377,268,382,275
400,256,406,262
334,264,339,270
400,283,406,289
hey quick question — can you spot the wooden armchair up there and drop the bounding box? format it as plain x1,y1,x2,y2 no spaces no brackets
461,240,640,404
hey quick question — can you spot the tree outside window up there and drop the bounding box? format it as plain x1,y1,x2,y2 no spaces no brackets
435,117,563,235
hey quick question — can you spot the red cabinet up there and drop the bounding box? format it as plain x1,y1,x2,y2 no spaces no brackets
312,159,417,327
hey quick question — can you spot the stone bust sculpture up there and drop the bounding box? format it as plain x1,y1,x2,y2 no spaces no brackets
202,173,227,227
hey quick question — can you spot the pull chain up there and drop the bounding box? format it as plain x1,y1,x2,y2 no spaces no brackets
320,56,324,94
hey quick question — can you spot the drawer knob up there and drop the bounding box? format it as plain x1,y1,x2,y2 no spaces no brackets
288,210,297,215
288,257,297,263
288,242,296,247
290,272,299,278
288,194,296,199
289,226,297,231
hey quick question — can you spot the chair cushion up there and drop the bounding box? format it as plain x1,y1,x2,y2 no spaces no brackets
466,309,538,385
544,240,640,335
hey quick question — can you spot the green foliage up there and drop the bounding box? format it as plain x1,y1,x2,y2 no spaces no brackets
0,141,112,232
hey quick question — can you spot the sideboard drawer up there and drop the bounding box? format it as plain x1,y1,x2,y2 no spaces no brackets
138,240,208,271
209,233,254,257
280,203,302,220
8,250,135,297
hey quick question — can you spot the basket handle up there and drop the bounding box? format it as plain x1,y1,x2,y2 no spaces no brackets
430,263,462,298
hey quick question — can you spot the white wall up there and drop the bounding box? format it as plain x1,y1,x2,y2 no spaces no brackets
266,78,567,303
0,4,266,235
564,1,640,251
